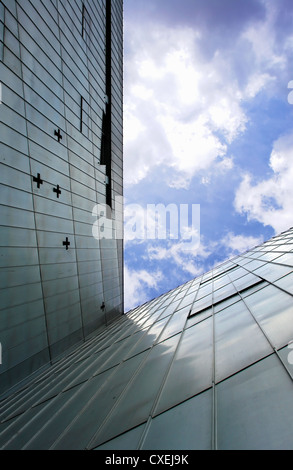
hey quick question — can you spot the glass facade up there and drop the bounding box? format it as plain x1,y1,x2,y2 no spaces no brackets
0,0,123,395
1,227,293,449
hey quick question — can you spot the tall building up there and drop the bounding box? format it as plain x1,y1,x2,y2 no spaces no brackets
1,0,293,453
1,227,293,449
0,0,124,395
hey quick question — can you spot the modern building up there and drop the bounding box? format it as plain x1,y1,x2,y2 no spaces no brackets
2,0,293,452
1,227,293,449
0,0,124,395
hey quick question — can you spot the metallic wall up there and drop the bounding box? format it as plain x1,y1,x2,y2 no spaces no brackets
1,228,293,449
0,0,123,395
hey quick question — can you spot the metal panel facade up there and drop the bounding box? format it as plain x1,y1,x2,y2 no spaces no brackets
0,0,123,394
1,228,293,449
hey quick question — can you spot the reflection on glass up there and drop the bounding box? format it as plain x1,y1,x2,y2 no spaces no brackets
244,284,293,348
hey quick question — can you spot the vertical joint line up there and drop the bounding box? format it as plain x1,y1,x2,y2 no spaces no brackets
56,0,85,342
81,3,85,38
211,270,217,450
14,2,52,364
105,0,112,209
80,95,83,133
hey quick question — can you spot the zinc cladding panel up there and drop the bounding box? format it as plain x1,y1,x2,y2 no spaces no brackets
0,5,48,386
0,7,3,61
217,354,293,450
0,0,123,394
141,390,213,450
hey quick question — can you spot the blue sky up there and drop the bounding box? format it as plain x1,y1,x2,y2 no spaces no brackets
123,0,293,311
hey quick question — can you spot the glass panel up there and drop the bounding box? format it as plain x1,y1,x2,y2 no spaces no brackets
217,354,293,450
189,294,212,316
186,307,212,327
241,281,268,298
53,350,149,450
213,295,240,314
174,304,193,317
142,389,212,450
277,344,293,378
177,291,197,309
155,317,213,415
88,334,181,449
0,395,61,450
213,274,231,291
158,309,187,343
215,300,273,383
244,284,293,348
257,252,286,262
243,260,266,271
252,263,293,283
173,288,188,301
226,267,248,281
25,371,113,450
159,299,182,318
272,243,293,252
213,283,236,304
140,307,166,328
196,282,212,299
273,252,293,266
275,272,293,295
232,273,261,291
125,316,170,359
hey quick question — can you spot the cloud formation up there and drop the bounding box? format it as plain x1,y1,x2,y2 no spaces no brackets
124,25,245,188
234,132,293,233
124,266,163,311
124,1,290,190
220,232,264,255
125,0,266,36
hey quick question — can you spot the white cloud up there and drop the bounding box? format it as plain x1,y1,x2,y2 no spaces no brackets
221,232,264,255
146,237,210,277
124,1,293,189
234,132,293,233
124,23,252,189
243,3,287,73
124,265,163,311
244,73,275,99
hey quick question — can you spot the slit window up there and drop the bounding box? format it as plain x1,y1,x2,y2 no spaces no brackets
80,96,90,137
82,3,91,43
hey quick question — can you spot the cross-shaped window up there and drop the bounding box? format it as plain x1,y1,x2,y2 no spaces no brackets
54,129,62,142
53,184,62,198
33,173,43,188
63,237,70,250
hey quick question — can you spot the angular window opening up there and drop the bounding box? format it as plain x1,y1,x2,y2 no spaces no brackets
200,266,238,287
188,279,265,319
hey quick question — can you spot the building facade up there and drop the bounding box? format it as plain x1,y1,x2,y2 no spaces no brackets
0,0,124,395
1,227,293,449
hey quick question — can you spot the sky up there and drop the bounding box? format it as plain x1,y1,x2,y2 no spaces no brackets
122,0,293,311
